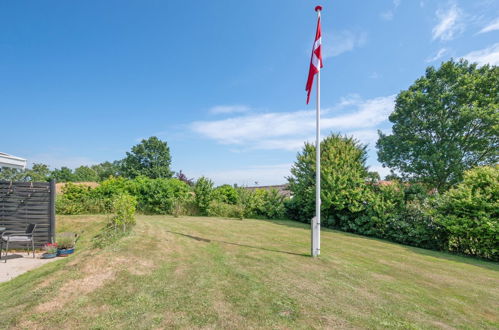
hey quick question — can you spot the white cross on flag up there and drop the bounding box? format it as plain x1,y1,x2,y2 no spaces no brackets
305,9,323,104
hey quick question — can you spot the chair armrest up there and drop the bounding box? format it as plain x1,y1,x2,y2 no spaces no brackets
1,231,31,239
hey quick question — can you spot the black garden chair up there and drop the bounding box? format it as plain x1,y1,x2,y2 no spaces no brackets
0,223,37,262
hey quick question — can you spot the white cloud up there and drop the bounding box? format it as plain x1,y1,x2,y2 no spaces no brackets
426,48,448,62
463,43,499,66
191,95,395,151
193,163,292,186
432,3,464,41
209,105,250,115
478,17,499,34
380,0,401,21
324,30,367,58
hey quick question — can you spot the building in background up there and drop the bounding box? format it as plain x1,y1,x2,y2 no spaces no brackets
0,152,27,170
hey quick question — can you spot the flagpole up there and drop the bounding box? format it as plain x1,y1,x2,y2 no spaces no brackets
313,5,321,257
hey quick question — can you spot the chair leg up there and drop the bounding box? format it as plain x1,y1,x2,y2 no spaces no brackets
0,240,3,261
4,241,8,263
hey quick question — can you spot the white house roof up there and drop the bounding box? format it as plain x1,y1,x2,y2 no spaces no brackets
0,152,27,170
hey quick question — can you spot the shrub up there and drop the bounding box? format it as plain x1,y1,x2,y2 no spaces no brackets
287,134,370,224
237,188,264,217
56,182,112,215
110,193,137,232
207,200,244,219
255,189,286,219
127,176,190,214
212,184,239,205
194,177,214,215
434,165,499,260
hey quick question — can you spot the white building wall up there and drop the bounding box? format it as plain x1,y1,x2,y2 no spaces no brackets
0,152,27,170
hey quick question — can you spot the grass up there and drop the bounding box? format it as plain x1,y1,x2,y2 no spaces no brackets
0,215,497,329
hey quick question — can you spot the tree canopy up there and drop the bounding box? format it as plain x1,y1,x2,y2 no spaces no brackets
377,59,498,190
121,136,173,179
287,133,370,225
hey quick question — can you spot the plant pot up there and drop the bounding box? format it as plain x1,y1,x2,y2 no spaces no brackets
57,248,75,256
42,253,57,259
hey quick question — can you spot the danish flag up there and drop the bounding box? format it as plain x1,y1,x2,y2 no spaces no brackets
305,7,323,104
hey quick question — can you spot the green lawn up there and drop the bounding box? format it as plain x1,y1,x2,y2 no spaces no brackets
0,215,498,329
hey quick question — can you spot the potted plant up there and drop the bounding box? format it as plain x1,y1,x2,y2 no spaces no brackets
56,232,76,257
42,243,58,259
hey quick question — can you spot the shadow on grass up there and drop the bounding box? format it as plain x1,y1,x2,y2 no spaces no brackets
258,218,499,271
167,231,309,257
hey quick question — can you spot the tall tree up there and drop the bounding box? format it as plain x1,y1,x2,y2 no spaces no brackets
50,167,75,182
25,163,51,181
121,136,173,179
91,161,122,181
377,60,499,190
287,134,370,226
73,165,99,182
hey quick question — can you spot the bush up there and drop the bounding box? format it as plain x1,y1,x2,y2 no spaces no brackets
207,200,244,219
194,177,214,215
287,134,370,224
255,189,286,219
110,193,137,232
434,166,499,260
127,176,190,214
212,184,239,205
56,183,109,215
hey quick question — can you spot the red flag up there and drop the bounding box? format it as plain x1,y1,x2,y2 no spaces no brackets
306,10,323,104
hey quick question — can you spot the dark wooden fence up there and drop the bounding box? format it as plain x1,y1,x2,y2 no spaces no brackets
0,181,56,247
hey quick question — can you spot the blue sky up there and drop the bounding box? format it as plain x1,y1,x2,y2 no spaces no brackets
1,0,498,185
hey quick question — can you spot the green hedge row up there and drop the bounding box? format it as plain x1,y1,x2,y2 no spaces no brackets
286,165,498,261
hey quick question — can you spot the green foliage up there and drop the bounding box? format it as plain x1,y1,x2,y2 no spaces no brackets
434,165,499,260
207,200,244,219
50,167,76,182
353,183,447,250
0,163,51,182
25,163,51,182
377,59,499,191
255,189,286,219
212,184,239,205
56,183,110,215
0,167,24,181
73,166,99,182
126,177,190,214
110,193,137,232
194,177,214,215
121,136,173,179
236,188,263,217
287,133,370,225
91,161,122,181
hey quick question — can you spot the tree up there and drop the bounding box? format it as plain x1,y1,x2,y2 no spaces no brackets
434,165,498,260
73,166,99,182
377,59,499,191
287,134,370,227
0,167,25,181
121,136,173,179
91,161,122,181
25,163,51,181
50,167,75,182
194,177,214,215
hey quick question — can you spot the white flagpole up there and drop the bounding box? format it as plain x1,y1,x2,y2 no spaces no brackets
312,6,321,257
